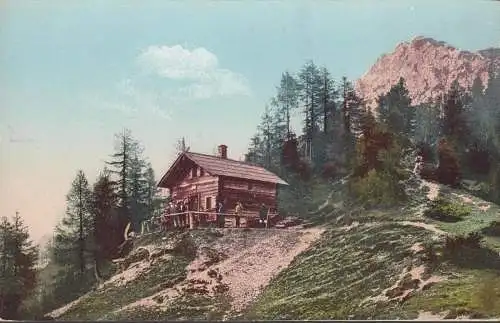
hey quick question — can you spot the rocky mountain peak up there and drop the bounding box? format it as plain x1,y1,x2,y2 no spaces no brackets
356,36,500,108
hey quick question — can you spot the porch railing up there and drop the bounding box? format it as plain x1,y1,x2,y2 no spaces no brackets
139,210,278,235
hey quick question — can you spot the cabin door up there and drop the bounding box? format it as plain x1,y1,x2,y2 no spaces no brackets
205,196,212,210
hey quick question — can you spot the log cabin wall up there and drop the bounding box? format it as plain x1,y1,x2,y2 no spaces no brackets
169,160,219,211
220,176,277,211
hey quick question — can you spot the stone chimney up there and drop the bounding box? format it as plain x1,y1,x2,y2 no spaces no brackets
218,144,228,159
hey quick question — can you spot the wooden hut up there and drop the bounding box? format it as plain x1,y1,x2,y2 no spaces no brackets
157,145,288,219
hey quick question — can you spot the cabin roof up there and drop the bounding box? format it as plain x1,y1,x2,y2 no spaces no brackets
157,151,289,188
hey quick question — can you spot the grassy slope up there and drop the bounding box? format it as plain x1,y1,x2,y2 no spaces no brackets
244,223,430,319
54,230,244,320
49,179,500,320
55,231,197,320
243,181,500,320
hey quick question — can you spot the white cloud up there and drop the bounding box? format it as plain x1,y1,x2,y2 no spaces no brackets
95,44,249,120
138,45,218,81
137,44,251,99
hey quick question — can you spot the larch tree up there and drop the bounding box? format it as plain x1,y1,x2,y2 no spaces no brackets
258,105,275,170
53,170,93,275
107,129,136,223
91,168,119,277
175,137,189,154
245,134,264,165
315,66,338,168
339,77,365,168
298,60,322,161
128,150,148,232
106,129,150,233
319,66,337,134
274,71,300,137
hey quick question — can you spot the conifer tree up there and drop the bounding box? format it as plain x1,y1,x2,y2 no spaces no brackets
414,102,441,154
107,129,136,223
0,213,38,319
298,61,322,161
274,71,300,137
437,138,461,187
319,66,337,134
128,151,147,232
107,129,149,233
377,77,415,141
91,168,118,275
53,170,93,275
245,134,264,165
144,163,165,220
258,105,274,170
441,80,470,148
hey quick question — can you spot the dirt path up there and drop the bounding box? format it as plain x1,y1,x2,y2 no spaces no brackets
117,227,326,315
216,227,325,312
422,180,440,201
398,221,447,236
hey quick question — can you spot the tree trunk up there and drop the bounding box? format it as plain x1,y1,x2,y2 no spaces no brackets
79,184,84,275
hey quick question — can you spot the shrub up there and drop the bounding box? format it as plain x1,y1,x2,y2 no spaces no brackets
436,138,461,187
322,162,338,179
443,232,483,255
420,163,438,181
423,197,470,222
349,169,406,208
441,232,500,270
481,221,500,237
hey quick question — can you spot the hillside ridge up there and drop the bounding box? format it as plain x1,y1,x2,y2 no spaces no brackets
43,177,500,320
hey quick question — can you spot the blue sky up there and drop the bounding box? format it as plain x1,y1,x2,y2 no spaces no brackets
1,0,499,242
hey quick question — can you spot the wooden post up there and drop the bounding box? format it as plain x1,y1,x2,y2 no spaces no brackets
140,221,146,235
189,212,195,230
266,208,270,229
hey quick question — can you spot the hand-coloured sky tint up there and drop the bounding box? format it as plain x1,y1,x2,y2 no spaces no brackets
0,0,499,243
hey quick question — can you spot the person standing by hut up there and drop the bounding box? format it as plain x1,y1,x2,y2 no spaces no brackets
234,201,243,228
259,203,267,228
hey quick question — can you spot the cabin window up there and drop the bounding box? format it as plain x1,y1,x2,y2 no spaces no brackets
248,183,254,190
205,196,212,210
200,168,205,176
191,167,197,178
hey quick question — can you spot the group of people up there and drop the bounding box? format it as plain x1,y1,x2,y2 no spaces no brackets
154,198,227,231
160,200,189,229
140,198,272,234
